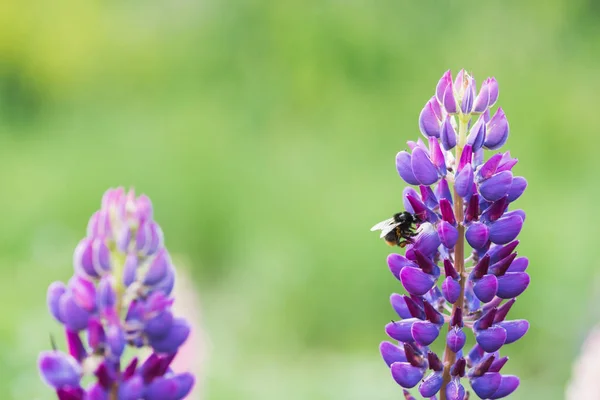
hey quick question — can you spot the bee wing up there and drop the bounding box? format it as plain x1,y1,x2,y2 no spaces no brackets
370,218,395,232
371,218,400,238
378,223,400,238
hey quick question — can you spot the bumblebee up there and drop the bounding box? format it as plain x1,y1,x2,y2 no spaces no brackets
370,211,421,247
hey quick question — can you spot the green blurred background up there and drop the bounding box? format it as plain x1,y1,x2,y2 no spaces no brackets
1,0,598,398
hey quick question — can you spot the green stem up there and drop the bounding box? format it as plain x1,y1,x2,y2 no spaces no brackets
440,115,469,399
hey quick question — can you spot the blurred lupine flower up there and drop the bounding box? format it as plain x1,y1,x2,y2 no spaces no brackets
375,70,528,399
566,325,600,399
39,187,195,399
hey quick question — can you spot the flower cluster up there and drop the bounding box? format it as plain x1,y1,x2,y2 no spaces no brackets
38,188,195,399
378,70,529,399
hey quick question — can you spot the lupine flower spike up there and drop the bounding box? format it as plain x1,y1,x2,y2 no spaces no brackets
373,70,528,399
39,188,195,400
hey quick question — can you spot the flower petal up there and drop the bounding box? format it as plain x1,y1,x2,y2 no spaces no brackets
385,319,418,342
412,147,440,185
391,362,425,388
490,375,520,398
454,163,474,199
479,171,513,201
489,214,523,245
496,272,530,298
466,222,489,250
400,267,436,296
396,151,420,185
446,327,466,353
470,372,502,399
380,341,407,366
473,274,498,303
497,319,529,344
419,372,443,397
411,321,440,346
475,326,507,353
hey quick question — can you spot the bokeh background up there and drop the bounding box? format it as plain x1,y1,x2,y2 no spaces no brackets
1,0,599,398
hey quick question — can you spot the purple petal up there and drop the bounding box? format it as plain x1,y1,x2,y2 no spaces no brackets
471,372,502,398
144,309,174,338
473,79,490,113
97,277,116,314
74,238,111,278
445,379,466,400
403,187,420,213
420,185,439,209
411,321,440,346
123,253,138,287
106,324,125,359
86,384,108,400
489,214,523,245
507,177,527,202
435,178,453,205
419,97,442,138
391,293,413,319
467,117,486,152
507,256,528,273
391,362,425,388
87,317,106,351
437,221,458,249
475,326,507,353
436,70,452,104
473,274,498,303
442,276,461,304
478,153,503,181
118,376,144,400
396,151,420,185
440,116,457,151
411,223,441,256
446,327,466,352
387,254,416,280
145,377,179,400
136,220,164,257
86,210,112,239
68,276,97,313
484,108,509,150
497,272,529,299
65,330,86,362
442,82,458,114
38,351,82,389
59,293,92,332
460,76,475,113
457,144,473,172
428,137,446,175
47,282,67,323
497,319,529,344
419,372,443,397
465,222,489,250
490,375,519,398
439,198,455,223
144,249,171,286
400,267,436,296
380,341,407,366
487,78,499,106
479,171,513,201
454,163,473,198
149,318,190,354
412,147,440,186
385,319,419,343
173,373,195,399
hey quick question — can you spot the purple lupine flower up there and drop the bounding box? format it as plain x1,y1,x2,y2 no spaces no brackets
39,188,195,399
372,70,528,398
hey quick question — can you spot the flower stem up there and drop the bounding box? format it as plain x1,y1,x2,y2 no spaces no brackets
440,115,469,399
